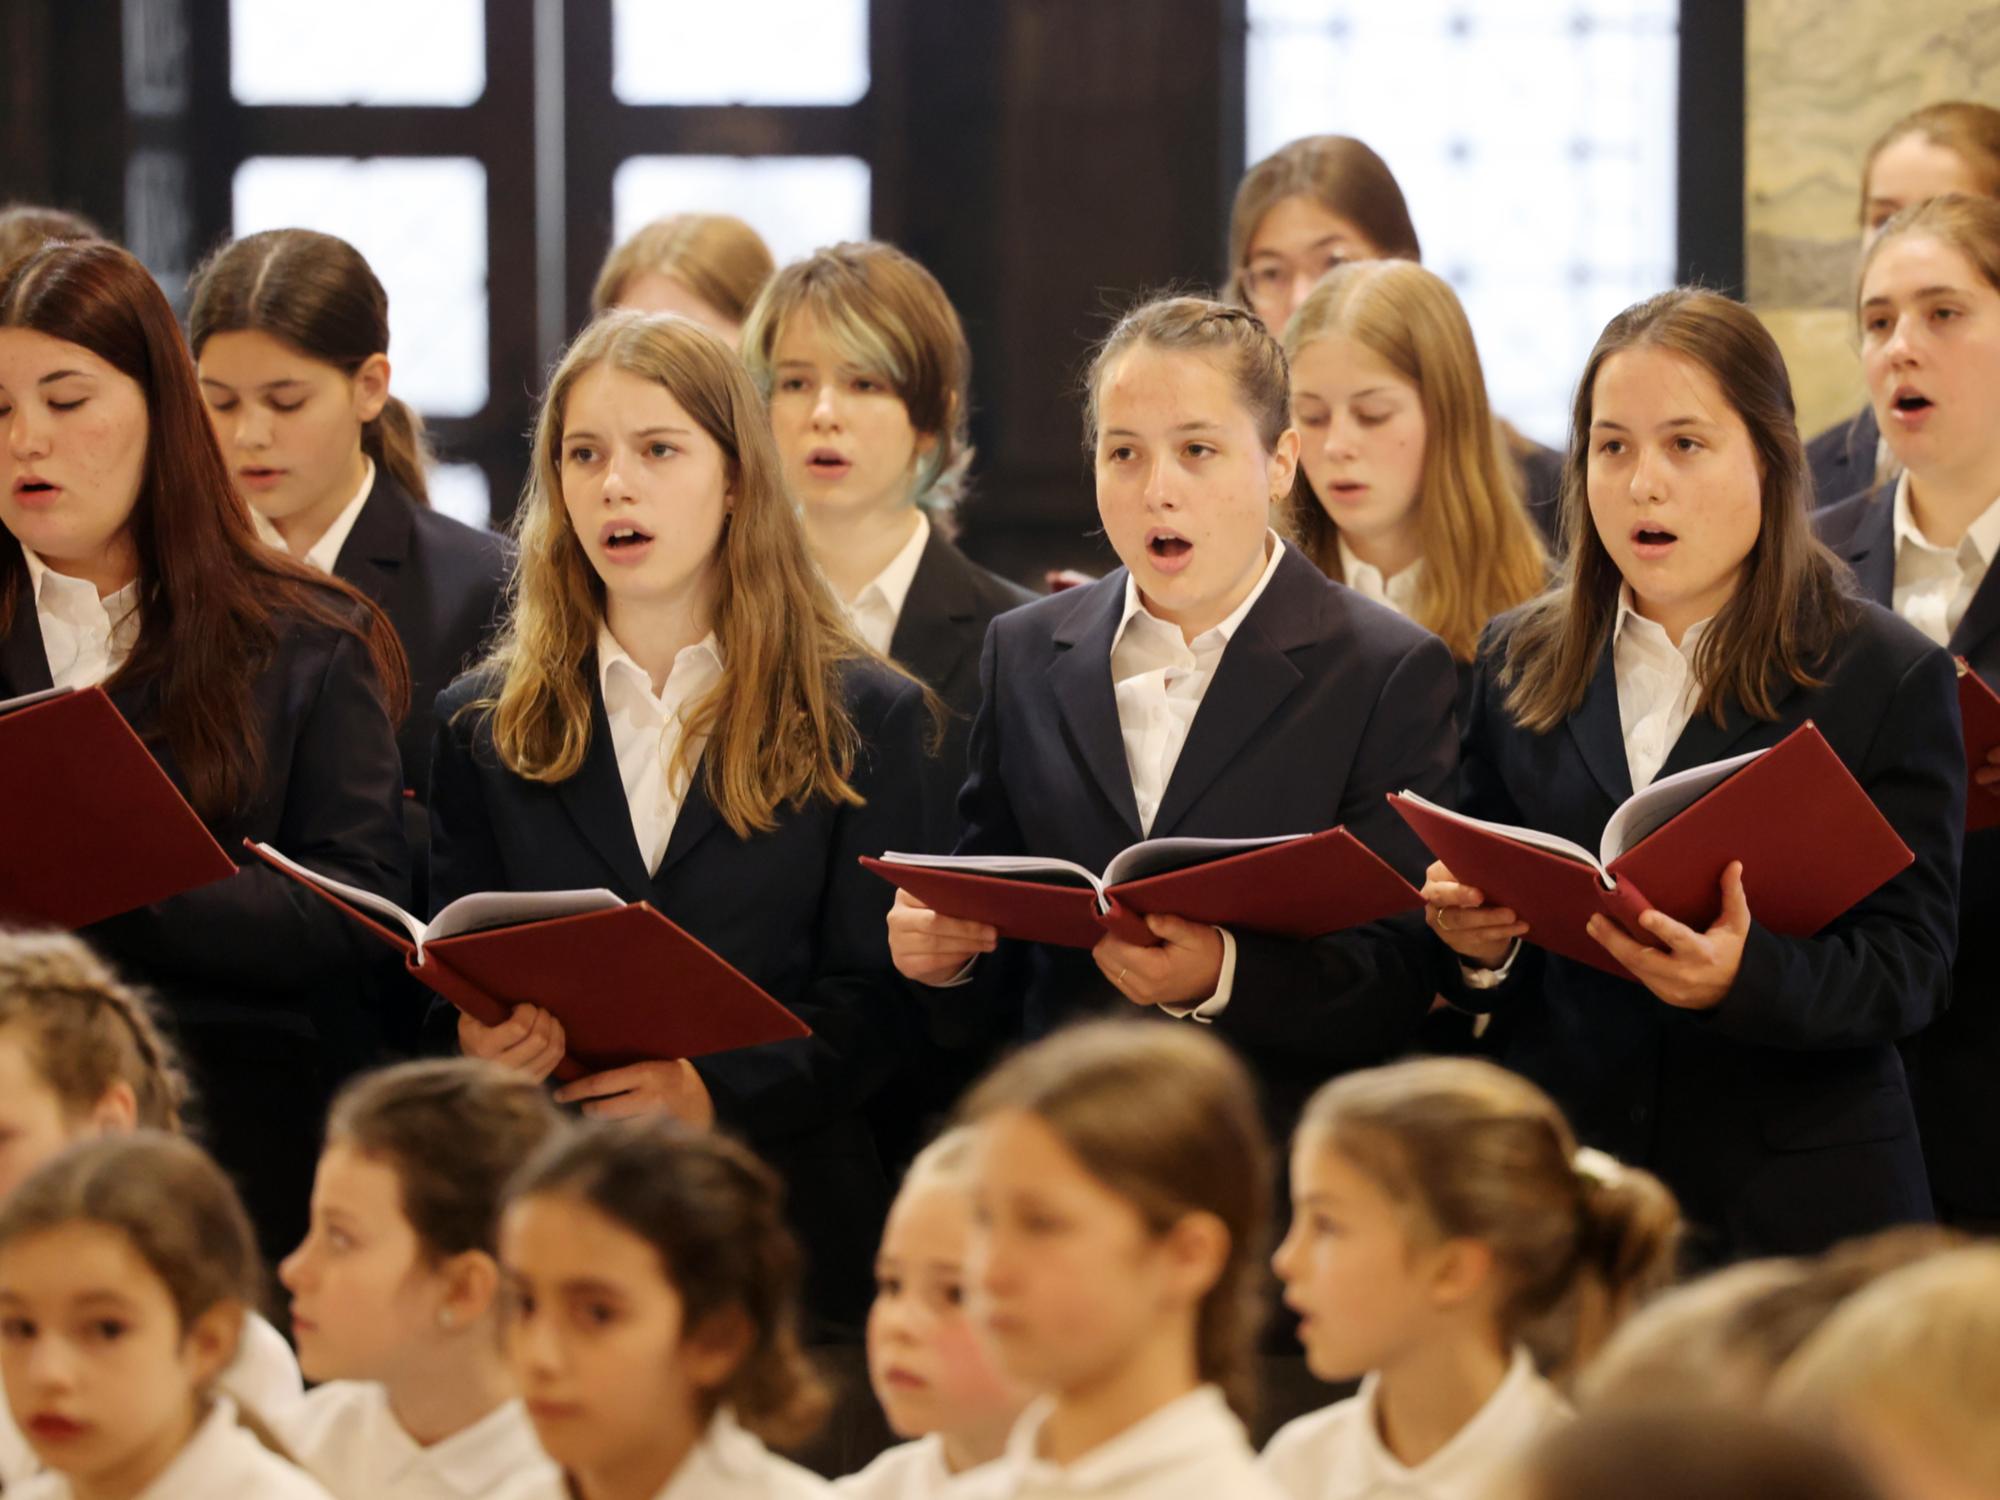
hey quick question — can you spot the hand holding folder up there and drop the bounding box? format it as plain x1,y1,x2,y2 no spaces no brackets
862,825,1423,950
247,842,807,1079
1956,659,2000,832
0,687,236,930
1390,722,1913,981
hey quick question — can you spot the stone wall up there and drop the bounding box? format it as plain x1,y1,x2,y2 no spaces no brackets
1745,1,2000,438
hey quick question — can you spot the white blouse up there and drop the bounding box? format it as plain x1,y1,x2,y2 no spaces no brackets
837,1434,997,1500
278,1381,563,1500
642,1408,834,1499
1260,1347,1571,1500
960,1385,1285,1500
9,1397,332,1500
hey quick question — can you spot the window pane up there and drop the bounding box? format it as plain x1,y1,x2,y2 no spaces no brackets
428,463,493,532
1246,0,1679,447
231,158,489,418
613,0,868,105
230,0,483,105
613,156,871,268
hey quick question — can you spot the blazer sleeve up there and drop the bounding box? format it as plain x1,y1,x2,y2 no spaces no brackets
87,629,409,993
691,675,931,1140
1217,630,1461,1065
1702,644,1963,1050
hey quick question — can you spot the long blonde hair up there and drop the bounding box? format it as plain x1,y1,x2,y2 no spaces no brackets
1284,260,1546,660
475,311,868,836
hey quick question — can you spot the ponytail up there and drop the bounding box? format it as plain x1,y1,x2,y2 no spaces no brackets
363,394,431,504
1299,1059,1682,1384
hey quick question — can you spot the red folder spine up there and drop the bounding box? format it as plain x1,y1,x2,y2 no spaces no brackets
1595,875,1667,952
1096,897,1158,947
414,950,585,1083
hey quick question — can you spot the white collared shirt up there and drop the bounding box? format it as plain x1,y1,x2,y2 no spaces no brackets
1612,585,1713,792
1260,1347,1571,1500
845,511,932,656
963,1385,1284,1500
251,457,376,574
21,546,140,690
837,1434,997,1499
598,625,726,877
1889,471,2000,648
279,1382,562,1500
1336,536,1423,620
9,1396,333,1500
644,1408,833,1499
0,1313,303,1489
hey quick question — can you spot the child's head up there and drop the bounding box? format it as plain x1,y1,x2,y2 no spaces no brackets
0,930,185,1201
1856,193,2000,488
279,1059,564,1385
1275,1058,1680,1386
957,1021,1272,1422
867,1129,1025,1449
1284,259,1545,657
0,203,102,269
1083,295,1300,640
500,1119,827,1482
1860,103,2000,242
1774,1246,2000,1500
0,1133,261,1492
742,240,973,523
1227,134,1421,334
590,214,776,339
1507,1406,1886,1500
188,228,430,517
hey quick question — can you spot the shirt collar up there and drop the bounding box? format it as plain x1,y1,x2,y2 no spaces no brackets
250,456,376,573
997,1385,1245,1491
1112,531,1287,657
850,510,931,619
1324,1349,1565,1500
417,1397,554,1497
1612,582,1708,660
22,545,141,624
1335,533,1423,615
1892,468,2000,570
596,623,724,707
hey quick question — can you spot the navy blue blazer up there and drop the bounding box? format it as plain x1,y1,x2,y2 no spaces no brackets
1808,404,1885,511
428,655,930,1334
0,553,410,1262
887,525,1035,852
1818,490,2000,1217
942,543,1460,1138
1442,599,1962,1257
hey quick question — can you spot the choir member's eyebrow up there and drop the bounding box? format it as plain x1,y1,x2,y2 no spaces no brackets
198,375,310,392
1250,234,1348,260
1861,285,1965,310
1102,420,1224,439
39,369,93,385
1592,416,1715,434
632,426,693,439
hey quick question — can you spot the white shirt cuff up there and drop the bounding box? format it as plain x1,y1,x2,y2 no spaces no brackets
923,957,979,989
1160,927,1237,1023
1458,938,1522,990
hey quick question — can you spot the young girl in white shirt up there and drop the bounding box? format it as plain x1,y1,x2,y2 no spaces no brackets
1282,260,1546,669
950,1021,1285,1500
0,1132,331,1500
499,1117,834,1499
0,931,302,1489
276,1059,566,1500
1262,1057,1680,1500
838,1129,1028,1499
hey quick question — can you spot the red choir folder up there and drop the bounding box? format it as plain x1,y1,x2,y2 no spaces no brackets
861,826,1423,950
1956,659,2000,832
247,842,808,1081
1388,721,1913,981
0,686,236,930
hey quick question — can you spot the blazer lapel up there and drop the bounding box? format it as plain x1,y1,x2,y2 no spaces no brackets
1566,633,1636,805
0,604,54,698
1837,495,1897,606
652,754,724,880
331,473,415,605
1655,676,1800,782
1049,575,1145,839
1951,561,2000,662
888,529,975,689
556,672,657,897
1146,552,1316,838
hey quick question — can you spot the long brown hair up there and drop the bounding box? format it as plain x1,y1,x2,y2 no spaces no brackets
506,1118,829,1449
1501,288,1858,733
0,242,409,820
0,928,188,1133
957,1021,1273,1424
1299,1058,1680,1383
1860,193,2000,317
186,228,431,503
1084,295,1293,457
1861,102,2000,227
475,310,868,836
1284,260,1546,659
1226,135,1421,307
590,213,775,325
741,240,975,514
